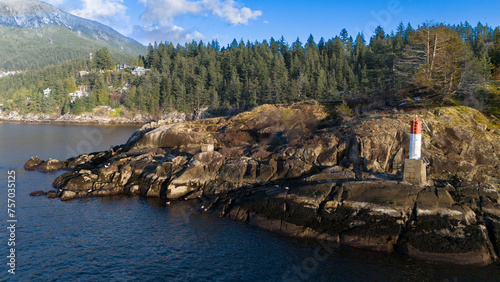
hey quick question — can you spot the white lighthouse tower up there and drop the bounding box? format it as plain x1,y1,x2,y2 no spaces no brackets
403,116,427,184
409,116,422,160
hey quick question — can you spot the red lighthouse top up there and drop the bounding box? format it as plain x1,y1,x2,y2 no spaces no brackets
410,116,422,134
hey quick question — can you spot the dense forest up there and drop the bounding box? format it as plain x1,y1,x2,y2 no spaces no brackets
2,22,500,117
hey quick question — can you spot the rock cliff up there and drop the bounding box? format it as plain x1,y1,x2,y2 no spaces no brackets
25,101,500,265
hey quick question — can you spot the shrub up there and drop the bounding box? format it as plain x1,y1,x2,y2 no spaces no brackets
335,101,353,119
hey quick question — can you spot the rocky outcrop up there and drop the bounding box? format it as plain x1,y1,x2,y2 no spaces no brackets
36,159,66,173
46,190,57,198
24,157,43,170
29,190,47,196
24,101,500,265
24,157,66,172
209,179,499,265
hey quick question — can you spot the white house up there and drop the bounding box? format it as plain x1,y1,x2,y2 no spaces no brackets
43,88,52,98
70,85,88,102
131,67,150,76
70,91,88,102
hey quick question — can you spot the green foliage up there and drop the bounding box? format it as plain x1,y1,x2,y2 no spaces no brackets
2,22,500,118
41,96,55,114
71,97,85,115
335,101,353,118
485,84,500,118
0,25,140,71
93,48,115,70
93,74,110,105
65,77,78,93
108,106,123,117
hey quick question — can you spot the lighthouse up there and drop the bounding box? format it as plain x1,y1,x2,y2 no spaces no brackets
409,116,422,160
403,116,427,185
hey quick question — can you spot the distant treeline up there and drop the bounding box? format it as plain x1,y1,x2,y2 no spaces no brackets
2,22,500,116
130,21,500,114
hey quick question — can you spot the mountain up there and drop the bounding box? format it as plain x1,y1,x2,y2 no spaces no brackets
0,0,146,70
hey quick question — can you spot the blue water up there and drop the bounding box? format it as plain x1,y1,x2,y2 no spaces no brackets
0,123,499,281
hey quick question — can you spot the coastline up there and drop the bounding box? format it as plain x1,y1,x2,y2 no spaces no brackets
0,118,146,126
0,110,192,126
23,101,500,266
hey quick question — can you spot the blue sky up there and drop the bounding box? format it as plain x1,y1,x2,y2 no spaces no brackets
45,0,500,46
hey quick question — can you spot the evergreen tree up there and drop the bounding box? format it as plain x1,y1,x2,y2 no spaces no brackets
13,88,28,114
65,76,77,93
124,85,137,110
93,75,110,106
94,47,114,70
71,97,85,115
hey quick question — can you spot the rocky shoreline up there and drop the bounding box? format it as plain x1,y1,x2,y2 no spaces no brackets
0,110,147,124
25,101,500,265
0,109,195,125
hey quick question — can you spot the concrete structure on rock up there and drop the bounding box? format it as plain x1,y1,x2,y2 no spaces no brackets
403,116,427,185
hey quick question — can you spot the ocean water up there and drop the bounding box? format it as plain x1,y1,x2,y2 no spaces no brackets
0,123,499,281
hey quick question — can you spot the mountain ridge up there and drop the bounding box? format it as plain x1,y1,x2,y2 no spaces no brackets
0,0,55,16
0,0,145,70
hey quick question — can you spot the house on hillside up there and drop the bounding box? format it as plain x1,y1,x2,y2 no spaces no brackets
131,66,150,76
117,64,131,70
69,85,88,102
43,88,52,98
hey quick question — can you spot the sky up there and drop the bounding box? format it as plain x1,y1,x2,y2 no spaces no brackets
44,0,500,47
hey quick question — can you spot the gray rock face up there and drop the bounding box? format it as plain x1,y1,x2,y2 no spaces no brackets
211,179,500,265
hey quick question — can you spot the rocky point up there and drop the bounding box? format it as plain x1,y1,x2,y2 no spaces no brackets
25,101,500,265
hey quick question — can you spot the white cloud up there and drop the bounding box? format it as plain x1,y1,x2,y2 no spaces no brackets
64,0,261,44
193,30,205,40
137,24,205,45
137,0,261,43
139,0,201,25
139,0,262,26
203,0,262,25
71,0,129,25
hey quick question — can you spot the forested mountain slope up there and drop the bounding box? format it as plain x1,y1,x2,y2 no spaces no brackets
0,0,145,70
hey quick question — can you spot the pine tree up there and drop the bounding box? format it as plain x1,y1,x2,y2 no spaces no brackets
94,47,114,70
71,97,85,115
124,85,137,110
